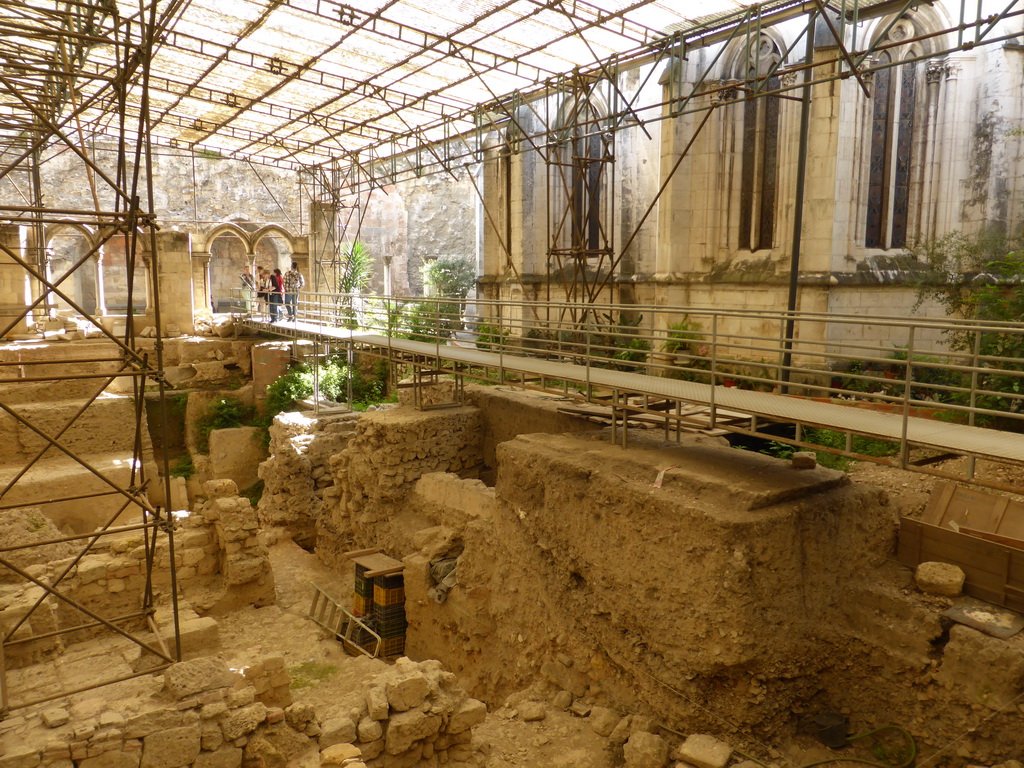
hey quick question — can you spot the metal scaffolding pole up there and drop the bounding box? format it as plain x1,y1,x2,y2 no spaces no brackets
0,0,181,714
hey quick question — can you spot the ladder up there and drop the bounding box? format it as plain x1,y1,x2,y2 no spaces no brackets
307,583,381,658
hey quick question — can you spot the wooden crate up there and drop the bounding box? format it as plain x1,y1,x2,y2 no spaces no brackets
898,517,1024,611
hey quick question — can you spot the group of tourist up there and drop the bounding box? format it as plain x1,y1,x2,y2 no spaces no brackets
241,262,304,321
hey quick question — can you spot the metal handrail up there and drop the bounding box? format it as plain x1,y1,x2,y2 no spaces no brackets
230,289,1024,431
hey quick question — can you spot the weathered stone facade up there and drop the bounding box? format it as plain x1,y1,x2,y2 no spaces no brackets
479,4,1024,335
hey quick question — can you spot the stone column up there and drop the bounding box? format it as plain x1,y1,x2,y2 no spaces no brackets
0,224,30,336
143,231,195,334
190,251,211,315
801,48,842,275
95,248,108,316
310,202,337,294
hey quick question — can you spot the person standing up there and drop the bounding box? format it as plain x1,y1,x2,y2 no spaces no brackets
283,261,304,321
270,268,284,321
257,266,270,319
240,265,256,314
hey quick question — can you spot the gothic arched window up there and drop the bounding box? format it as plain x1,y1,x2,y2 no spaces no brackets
865,23,919,249
738,36,782,252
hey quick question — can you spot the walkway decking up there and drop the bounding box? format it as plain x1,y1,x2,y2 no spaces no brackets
241,316,1024,481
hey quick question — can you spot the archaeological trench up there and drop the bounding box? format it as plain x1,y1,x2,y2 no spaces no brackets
0,334,1021,768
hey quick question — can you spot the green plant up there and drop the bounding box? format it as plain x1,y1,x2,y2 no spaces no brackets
264,367,314,417
338,241,374,294
166,392,188,418
288,661,337,690
475,322,507,351
661,319,712,381
909,228,1024,418
589,312,651,371
422,256,475,299
241,479,264,506
169,454,195,479
194,397,256,454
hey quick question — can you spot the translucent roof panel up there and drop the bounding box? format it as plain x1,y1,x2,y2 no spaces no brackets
5,0,801,168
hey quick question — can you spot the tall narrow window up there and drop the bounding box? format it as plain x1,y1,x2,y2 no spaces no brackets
865,35,918,248
738,37,782,251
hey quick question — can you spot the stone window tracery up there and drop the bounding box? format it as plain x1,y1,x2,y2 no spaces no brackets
737,36,782,252
865,20,924,250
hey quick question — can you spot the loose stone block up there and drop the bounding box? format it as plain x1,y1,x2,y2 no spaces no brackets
674,734,732,768
41,708,71,728
791,452,817,469
447,698,486,734
588,706,620,737
624,732,669,768
384,710,441,755
140,726,201,768
319,716,357,749
386,674,430,712
366,686,389,720
357,717,383,743
163,659,235,700
220,703,268,740
915,562,965,596
319,744,362,765
518,701,546,722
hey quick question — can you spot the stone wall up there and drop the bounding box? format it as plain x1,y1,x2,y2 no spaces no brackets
318,407,483,563
0,656,487,768
0,483,274,672
257,411,359,548
195,480,275,614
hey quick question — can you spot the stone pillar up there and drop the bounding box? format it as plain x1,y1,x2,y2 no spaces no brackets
143,231,195,334
310,202,337,294
0,225,30,336
801,48,842,275
291,234,310,278
95,249,108,316
191,251,211,315
252,342,291,413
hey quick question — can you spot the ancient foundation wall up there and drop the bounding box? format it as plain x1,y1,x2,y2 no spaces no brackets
317,407,483,565
258,411,359,548
0,655,486,768
338,430,1023,760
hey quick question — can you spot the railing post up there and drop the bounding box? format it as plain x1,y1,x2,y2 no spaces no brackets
967,329,981,479
709,313,718,428
899,325,916,470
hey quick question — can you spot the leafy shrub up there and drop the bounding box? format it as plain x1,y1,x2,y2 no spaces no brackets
264,367,314,418
475,323,507,351
169,454,195,479
909,228,1024,419
422,256,475,299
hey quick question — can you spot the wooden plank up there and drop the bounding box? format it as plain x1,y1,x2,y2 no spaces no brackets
343,547,381,560
351,552,404,573
901,523,1011,573
921,481,956,526
959,526,1024,551
364,564,405,578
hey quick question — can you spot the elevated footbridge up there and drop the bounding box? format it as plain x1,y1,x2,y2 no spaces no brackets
235,294,1024,493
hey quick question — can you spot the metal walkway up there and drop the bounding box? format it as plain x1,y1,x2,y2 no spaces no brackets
239,311,1024,493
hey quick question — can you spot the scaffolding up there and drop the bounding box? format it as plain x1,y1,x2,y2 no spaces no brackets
0,0,180,713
